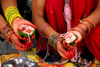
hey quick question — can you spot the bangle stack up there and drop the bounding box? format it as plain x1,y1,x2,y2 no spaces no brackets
68,18,95,38
4,6,23,27
80,18,95,34
48,33,59,50
1,24,14,43
82,18,95,28
40,24,59,49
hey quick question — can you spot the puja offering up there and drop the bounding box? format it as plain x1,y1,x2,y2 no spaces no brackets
17,25,36,38
60,32,77,46
59,32,79,61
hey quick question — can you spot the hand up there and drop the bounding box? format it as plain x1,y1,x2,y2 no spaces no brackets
10,33,26,51
59,37,74,49
56,41,75,60
10,33,34,51
57,41,68,59
68,31,82,45
12,18,37,50
25,39,33,50
12,18,37,39
59,31,82,49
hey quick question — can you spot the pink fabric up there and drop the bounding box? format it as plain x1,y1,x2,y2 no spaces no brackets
64,4,71,30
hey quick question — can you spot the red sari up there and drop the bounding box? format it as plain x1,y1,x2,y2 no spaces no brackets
36,0,100,62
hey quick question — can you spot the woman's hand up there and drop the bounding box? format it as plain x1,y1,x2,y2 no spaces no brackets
11,18,37,50
10,33,34,51
12,18,37,39
56,41,75,60
68,31,82,45
10,33,25,51
59,31,82,49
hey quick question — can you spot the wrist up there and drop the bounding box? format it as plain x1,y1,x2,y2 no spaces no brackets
1,24,14,43
12,17,22,26
80,19,94,35
48,33,60,50
68,26,86,38
9,33,14,42
78,23,87,32
56,40,60,50
41,24,51,38
4,6,23,27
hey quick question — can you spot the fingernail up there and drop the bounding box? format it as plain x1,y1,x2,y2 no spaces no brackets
75,40,77,43
23,45,25,48
63,41,66,44
20,37,22,39
27,38,30,41
22,37,26,40
31,35,35,39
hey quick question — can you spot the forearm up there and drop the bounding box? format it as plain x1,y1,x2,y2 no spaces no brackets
1,0,23,27
85,0,100,26
32,0,57,39
0,14,8,32
1,0,17,12
0,14,14,43
32,16,57,39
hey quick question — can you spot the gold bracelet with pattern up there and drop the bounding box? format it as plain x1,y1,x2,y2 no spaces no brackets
1,24,14,43
80,20,94,34
48,33,59,50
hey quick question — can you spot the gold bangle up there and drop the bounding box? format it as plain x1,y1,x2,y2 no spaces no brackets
80,20,93,35
82,18,95,28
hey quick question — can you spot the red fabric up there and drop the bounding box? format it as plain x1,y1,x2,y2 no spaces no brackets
70,0,97,28
36,0,67,52
84,24,100,62
36,0,100,62
70,0,98,53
